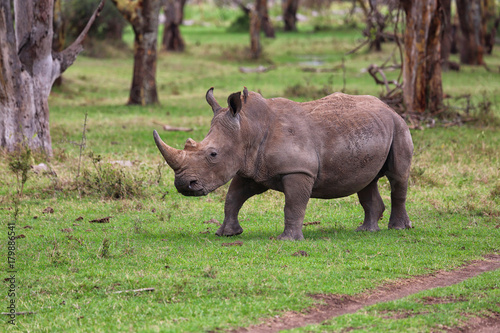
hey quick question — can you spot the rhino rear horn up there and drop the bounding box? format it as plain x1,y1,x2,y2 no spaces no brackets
153,130,184,170
206,87,222,114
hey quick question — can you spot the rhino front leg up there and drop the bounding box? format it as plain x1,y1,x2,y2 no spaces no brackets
216,175,267,237
277,174,314,241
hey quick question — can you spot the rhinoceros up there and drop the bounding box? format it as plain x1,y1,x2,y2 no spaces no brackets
154,88,413,240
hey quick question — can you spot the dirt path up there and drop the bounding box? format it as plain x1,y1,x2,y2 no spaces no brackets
234,254,500,333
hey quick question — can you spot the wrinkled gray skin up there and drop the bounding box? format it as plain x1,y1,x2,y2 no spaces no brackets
154,88,413,240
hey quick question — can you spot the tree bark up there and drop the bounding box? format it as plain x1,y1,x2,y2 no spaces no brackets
0,0,104,155
111,0,160,105
162,0,186,52
256,0,275,38
400,0,443,114
456,0,484,65
282,0,299,32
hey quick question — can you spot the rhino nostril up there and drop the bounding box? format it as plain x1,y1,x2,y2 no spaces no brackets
189,180,198,189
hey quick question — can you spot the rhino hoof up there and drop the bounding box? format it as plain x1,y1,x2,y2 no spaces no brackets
355,225,381,232
277,231,304,241
388,219,413,230
215,225,243,237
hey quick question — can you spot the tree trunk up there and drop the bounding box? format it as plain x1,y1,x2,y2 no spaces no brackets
112,0,161,105
282,0,299,32
0,0,104,155
256,0,275,38
250,9,261,59
400,0,443,114
456,0,484,65
162,0,186,52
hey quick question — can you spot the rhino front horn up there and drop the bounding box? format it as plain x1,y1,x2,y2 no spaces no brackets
206,87,222,114
153,130,183,170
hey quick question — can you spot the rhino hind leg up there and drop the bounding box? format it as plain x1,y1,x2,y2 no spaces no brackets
386,131,413,230
356,179,385,232
216,176,267,237
386,175,412,229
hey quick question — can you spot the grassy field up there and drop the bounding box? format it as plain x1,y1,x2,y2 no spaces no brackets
1,6,500,332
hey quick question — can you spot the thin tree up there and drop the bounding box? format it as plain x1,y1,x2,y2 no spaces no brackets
256,0,275,38
482,0,498,55
282,0,299,32
456,0,485,65
440,0,453,71
250,8,262,59
52,0,66,87
111,0,161,105
365,0,386,52
162,0,187,52
0,0,104,155
400,0,443,114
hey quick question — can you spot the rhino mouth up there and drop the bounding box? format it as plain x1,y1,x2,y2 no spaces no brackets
174,178,208,197
177,188,208,197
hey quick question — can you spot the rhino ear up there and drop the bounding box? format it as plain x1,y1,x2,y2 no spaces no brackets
206,87,222,115
227,92,242,116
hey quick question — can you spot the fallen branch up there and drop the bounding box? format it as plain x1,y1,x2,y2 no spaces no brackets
153,121,192,132
301,65,343,73
367,64,402,96
222,241,243,247
112,288,155,294
239,65,276,73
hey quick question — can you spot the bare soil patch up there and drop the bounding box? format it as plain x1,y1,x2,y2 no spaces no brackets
234,254,500,333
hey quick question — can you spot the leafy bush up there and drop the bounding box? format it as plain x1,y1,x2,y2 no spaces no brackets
76,155,146,200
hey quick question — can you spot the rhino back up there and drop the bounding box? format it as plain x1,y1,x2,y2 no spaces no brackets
260,93,398,198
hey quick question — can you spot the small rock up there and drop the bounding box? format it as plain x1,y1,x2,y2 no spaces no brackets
89,216,112,223
292,250,309,257
43,207,54,214
32,163,48,174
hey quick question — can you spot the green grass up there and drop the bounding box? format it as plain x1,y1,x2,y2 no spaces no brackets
1,10,500,332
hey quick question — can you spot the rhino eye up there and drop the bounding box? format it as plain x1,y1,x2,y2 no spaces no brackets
210,152,218,157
